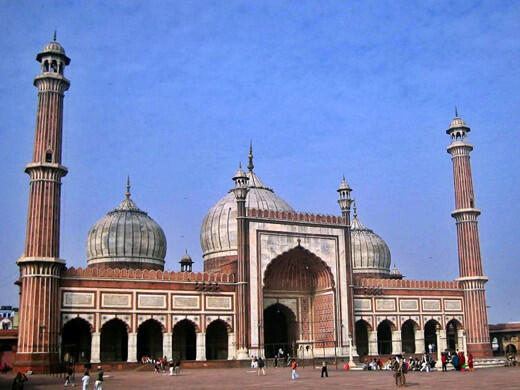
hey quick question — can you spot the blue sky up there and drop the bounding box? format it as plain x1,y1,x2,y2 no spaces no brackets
1,1,519,323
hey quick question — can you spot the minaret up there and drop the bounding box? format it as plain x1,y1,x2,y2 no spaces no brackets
232,163,250,359
337,176,357,364
15,35,70,372
446,110,492,357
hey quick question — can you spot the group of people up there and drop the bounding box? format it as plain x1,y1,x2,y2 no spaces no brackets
63,365,104,390
441,351,474,372
140,355,182,376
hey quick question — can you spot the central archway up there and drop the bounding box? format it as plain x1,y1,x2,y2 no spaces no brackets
262,245,336,357
101,318,128,362
264,303,297,358
206,320,228,360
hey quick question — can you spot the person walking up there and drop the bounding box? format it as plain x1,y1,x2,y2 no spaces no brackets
94,366,103,390
468,354,474,372
257,357,266,376
291,359,300,380
11,372,28,390
81,372,90,390
441,352,447,372
452,352,460,371
320,360,328,378
274,355,278,368
64,365,74,386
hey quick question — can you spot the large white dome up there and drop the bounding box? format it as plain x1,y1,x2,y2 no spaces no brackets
200,169,293,262
350,210,391,275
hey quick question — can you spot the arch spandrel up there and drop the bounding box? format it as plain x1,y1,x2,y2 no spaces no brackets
62,313,94,331
423,316,443,329
355,318,373,332
205,317,232,333
258,234,341,285
137,315,167,332
172,315,201,333
100,314,131,331
445,316,464,329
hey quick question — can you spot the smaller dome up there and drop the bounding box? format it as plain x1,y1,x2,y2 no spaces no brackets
350,206,391,275
390,264,404,279
180,250,193,264
338,176,351,191
449,116,469,130
86,181,166,270
43,41,66,55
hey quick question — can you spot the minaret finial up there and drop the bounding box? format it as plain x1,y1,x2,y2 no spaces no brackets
126,176,131,199
455,106,458,117
247,140,254,171
353,199,358,218
53,30,57,42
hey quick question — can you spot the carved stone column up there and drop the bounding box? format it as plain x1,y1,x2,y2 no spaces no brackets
91,332,100,363
414,329,425,354
196,332,206,361
368,331,378,356
228,332,236,360
128,332,137,363
163,332,172,361
392,330,402,354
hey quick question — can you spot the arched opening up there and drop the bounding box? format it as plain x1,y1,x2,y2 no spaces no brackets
137,319,163,361
264,303,298,358
377,320,393,355
355,320,370,357
205,320,228,360
100,318,128,362
263,245,336,356
401,320,416,354
51,60,57,73
424,320,440,354
505,344,517,355
43,60,49,72
446,319,460,352
61,318,91,363
172,320,196,360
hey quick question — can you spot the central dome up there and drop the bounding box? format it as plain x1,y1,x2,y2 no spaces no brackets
201,151,293,263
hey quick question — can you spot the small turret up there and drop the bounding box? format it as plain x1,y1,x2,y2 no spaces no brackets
180,250,194,272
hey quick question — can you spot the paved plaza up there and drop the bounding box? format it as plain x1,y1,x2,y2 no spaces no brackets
1,366,520,390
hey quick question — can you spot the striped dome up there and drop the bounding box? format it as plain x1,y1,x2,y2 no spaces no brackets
351,214,391,275
200,169,293,261
86,193,167,270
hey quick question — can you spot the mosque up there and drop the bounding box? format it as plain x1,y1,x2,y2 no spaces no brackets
14,37,493,372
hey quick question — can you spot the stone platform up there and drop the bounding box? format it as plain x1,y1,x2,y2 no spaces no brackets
1,365,519,389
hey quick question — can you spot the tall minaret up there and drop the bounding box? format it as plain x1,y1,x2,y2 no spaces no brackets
232,163,250,359
15,35,70,372
446,110,492,357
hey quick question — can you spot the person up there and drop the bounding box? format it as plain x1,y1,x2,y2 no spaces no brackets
441,352,447,372
274,355,278,368
369,359,377,371
458,351,466,371
291,359,299,380
468,353,474,372
420,354,431,372
392,356,403,387
175,359,181,376
81,372,90,390
251,355,256,369
452,352,460,371
377,357,383,370
64,365,74,386
278,347,284,358
94,366,103,390
257,357,266,376
11,372,28,390
321,360,328,378
169,361,174,376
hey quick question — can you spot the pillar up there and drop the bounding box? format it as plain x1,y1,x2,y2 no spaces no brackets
163,332,172,361
457,329,467,356
414,329,425,354
436,329,446,363
227,332,236,360
392,330,402,355
196,332,205,361
128,332,137,363
368,331,378,356
91,332,100,363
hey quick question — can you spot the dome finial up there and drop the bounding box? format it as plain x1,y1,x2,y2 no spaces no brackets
353,199,358,219
53,30,57,42
247,140,254,172
126,176,131,199
455,106,458,117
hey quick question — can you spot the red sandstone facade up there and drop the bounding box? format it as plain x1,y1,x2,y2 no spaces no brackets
14,39,493,372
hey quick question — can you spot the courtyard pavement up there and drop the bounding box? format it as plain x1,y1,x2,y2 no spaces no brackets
1,366,520,389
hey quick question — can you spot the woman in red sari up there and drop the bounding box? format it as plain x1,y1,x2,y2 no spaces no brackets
468,354,474,372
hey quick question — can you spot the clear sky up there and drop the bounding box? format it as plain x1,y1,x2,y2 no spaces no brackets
1,1,519,323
